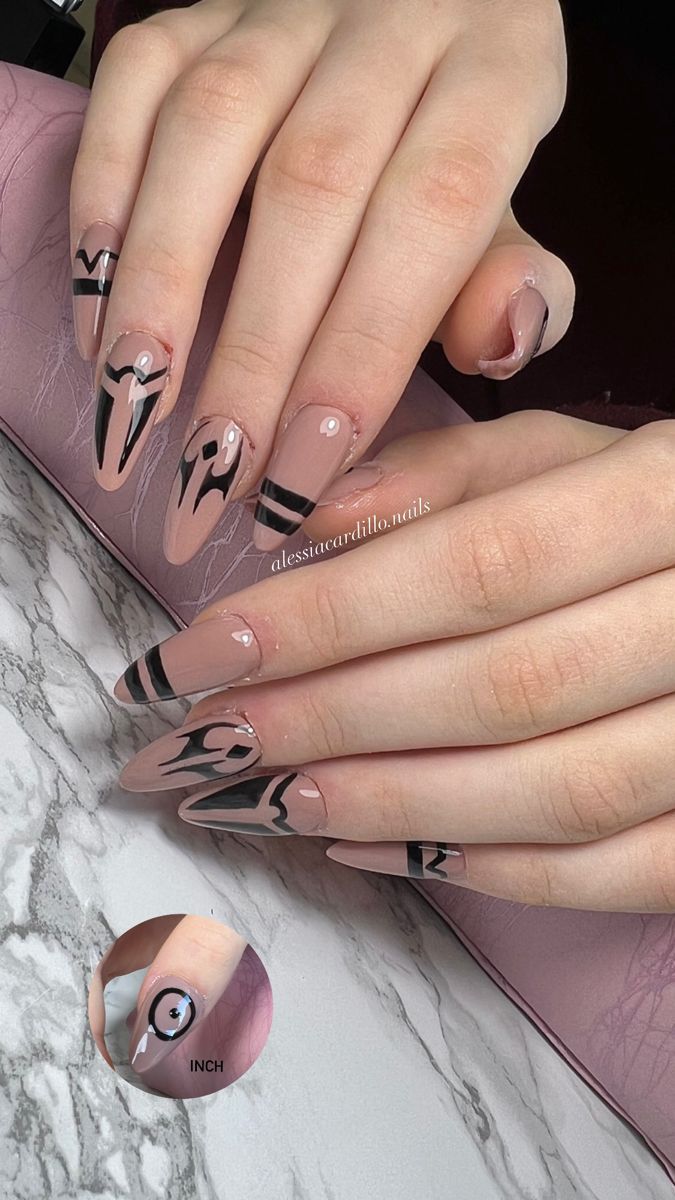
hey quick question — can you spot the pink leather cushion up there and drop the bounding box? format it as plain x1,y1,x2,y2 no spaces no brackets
1,63,674,1181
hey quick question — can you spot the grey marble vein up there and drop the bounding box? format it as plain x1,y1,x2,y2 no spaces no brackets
0,434,672,1200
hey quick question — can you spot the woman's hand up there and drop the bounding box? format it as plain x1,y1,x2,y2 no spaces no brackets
113,411,675,913
71,0,571,561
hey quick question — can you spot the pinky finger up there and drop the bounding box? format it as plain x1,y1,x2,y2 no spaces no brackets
326,810,675,913
435,207,575,380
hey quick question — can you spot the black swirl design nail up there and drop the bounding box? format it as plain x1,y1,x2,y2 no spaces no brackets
164,417,251,565
129,975,204,1075
120,714,262,792
72,222,121,360
93,332,169,490
178,771,327,836
326,840,467,882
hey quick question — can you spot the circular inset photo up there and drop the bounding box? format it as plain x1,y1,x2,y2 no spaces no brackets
89,914,272,1098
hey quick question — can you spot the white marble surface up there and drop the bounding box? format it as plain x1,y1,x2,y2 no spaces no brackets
0,432,672,1200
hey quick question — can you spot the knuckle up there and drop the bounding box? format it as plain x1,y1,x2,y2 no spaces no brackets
211,328,279,381
325,301,413,373
479,632,598,740
395,140,501,233
300,689,350,761
262,129,371,207
167,57,265,131
104,21,180,75
113,237,187,299
296,579,352,669
646,837,675,912
449,513,549,626
546,752,641,842
519,855,561,908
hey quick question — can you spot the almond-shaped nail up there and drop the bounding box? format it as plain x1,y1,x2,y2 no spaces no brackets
129,975,205,1075
94,332,169,490
114,615,260,704
72,223,121,360
164,417,251,565
477,285,548,381
253,405,355,551
326,840,466,881
178,771,326,836
120,712,261,792
317,461,384,506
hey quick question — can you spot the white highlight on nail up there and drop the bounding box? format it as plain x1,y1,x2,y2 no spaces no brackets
320,416,340,438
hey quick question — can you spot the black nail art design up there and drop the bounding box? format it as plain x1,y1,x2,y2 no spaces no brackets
179,771,326,836
120,643,173,704
72,247,119,296
405,842,462,880
157,720,261,782
163,418,250,565
94,334,169,487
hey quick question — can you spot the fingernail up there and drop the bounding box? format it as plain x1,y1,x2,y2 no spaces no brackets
94,332,169,490
253,405,355,551
178,771,326,836
164,417,251,565
317,461,384,506
477,285,548,381
325,840,466,881
114,614,260,704
129,975,205,1075
72,223,121,360
120,711,261,792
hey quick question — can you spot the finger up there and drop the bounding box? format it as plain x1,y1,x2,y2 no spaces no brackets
306,410,623,541
114,421,672,704
128,915,246,1076
434,207,575,378
164,19,437,564
120,562,675,790
176,693,675,853
93,5,327,492
250,34,565,550
327,806,675,914
70,1,233,360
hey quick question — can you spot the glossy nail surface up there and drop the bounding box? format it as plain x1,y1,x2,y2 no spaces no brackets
114,615,260,704
318,461,383,506
129,975,205,1076
326,840,466,882
179,771,326,836
72,223,121,360
477,285,548,381
253,405,355,551
120,713,261,792
164,417,251,565
94,332,169,490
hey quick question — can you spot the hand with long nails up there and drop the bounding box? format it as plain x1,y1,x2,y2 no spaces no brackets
114,411,675,913
71,0,571,559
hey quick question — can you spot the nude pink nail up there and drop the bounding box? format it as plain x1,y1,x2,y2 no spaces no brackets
114,614,260,704
94,331,169,490
164,417,251,565
72,223,121,360
253,405,355,551
326,840,466,882
317,461,384,505
120,711,261,792
129,975,205,1076
477,285,548,381
178,771,326,836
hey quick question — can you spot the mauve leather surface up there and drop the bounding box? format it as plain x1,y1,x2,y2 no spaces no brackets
1,63,674,1183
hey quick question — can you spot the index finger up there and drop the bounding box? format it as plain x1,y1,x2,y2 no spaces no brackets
115,421,672,703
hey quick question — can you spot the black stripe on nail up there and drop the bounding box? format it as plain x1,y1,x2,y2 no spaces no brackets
72,279,113,297
122,660,148,704
75,248,119,274
253,503,303,537
118,391,161,474
529,306,550,363
405,842,425,878
104,361,167,385
426,844,449,878
268,772,297,832
94,388,114,470
144,644,174,700
259,477,315,516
